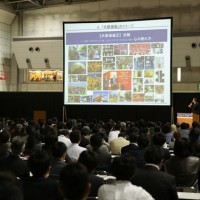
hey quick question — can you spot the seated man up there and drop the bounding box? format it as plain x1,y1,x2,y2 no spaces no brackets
165,138,200,188
22,150,62,200
58,129,71,148
121,130,139,154
0,136,29,179
132,145,178,200
49,141,67,179
0,172,23,200
67,129,86,161
0,129,11,160
59,162,91,200
109,132,129,155
90,133,111,171
78,150,104,197
98,154,153,200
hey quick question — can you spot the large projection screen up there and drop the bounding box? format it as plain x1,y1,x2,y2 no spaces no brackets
63,18,172,106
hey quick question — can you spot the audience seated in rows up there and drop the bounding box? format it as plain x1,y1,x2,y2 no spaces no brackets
132,145,178,200
98,154,154,200
1,116,200,199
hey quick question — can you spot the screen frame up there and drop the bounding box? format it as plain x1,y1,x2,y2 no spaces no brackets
63,17,172,106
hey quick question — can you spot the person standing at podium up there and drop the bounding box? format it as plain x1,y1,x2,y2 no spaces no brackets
188,98,200,114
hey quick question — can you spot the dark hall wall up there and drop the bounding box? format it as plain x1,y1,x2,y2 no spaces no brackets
0,92,199,123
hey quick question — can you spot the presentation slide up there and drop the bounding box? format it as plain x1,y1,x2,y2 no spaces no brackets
63,18,172,106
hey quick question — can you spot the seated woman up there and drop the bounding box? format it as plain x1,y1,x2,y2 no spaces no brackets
165,138,200,188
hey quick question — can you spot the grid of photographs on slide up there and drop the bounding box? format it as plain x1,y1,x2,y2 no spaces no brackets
67,42,165,103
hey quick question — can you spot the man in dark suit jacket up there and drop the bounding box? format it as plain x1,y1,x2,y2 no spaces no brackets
121,131,139,154
188,97,200,114
22,150,62,200
0,136,30,179
78,150,104,197
132,145,178,200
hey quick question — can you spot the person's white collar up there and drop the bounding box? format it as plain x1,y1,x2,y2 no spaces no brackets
145,163,160,170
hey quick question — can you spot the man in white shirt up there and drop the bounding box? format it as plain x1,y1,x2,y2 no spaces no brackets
67,129,86,161
58,129,71,148
98,154,154,200
108,123,121,143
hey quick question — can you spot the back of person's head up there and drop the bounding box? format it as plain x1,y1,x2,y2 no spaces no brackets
144,145,162,165
192,141,200,157
137,134,150,148
180,122,188,129
90,133,102,150
111,154,136,181
115,123,121,131
11,136,25,155
70,129,81,143
118,132,126,138
28,150,51,177
57,122,65,130
162,123,171,134
0,172,23,200
193,97,198,102
78,150,97,173
189,128,200,143
105,122,113,131
140,126,149,134
52,142,67,159
152,132,166,146
0,129,10,144
58,129,70,137
173,131,181,140
44,132,58,146
174,138,191,158
92,123,102,133
154,125,161,133
81,126,91,136
47,118,53,126
15,123,23,131
192,121,199,129
66,119,74,130
128,131,139,143
171,124,177,132
59,162,90,200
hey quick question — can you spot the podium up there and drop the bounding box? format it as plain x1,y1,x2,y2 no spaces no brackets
177,113,199,128
33,111,46,123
